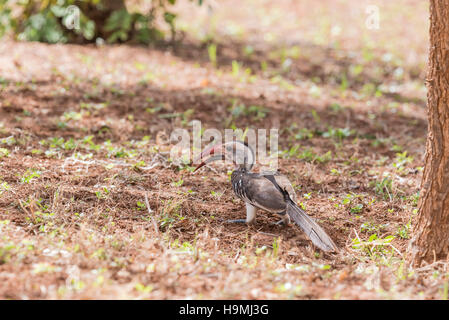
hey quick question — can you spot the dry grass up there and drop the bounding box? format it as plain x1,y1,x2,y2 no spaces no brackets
1,0,447,300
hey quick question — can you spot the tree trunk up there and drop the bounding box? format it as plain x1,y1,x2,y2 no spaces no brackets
409,0,449,266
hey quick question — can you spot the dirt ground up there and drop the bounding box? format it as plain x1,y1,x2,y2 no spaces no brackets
1,0,447,300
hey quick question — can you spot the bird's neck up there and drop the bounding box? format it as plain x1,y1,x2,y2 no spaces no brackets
235,165,251,174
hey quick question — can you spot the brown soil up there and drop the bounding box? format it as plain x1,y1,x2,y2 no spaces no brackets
0,0,445,300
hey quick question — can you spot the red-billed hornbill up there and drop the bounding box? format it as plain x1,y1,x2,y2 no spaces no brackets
194,140,337,252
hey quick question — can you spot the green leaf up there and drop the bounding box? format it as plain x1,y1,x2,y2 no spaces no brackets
105,9,132,33
368,234,377,242
164,12,176,25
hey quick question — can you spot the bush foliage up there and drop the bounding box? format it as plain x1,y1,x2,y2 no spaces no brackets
0,0,202,44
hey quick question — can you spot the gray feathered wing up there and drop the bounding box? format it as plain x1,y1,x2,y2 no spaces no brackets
286,199,337,252
237,172,337,252
263,173,337,252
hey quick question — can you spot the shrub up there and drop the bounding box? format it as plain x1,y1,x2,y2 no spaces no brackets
0,0,202,44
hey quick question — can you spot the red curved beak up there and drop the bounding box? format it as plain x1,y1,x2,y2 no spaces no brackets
193,143,224,172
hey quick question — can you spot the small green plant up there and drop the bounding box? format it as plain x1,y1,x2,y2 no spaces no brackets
247,105,269,120
227,100,269,124
270,75,295,90
136,201,146,211
158,200,185,231
171,179,184,187
397,224,410,240
133,160,146,170
441,282,449,300
409,191,420,207
360,221,388,234
0,148,9,158
352,232,398,261
208,43,217,68
210,190,223,198
1,136,16,146
231,60,241,77
298,148,315,162
281,144,300,158
372,177,393,200
314,150,332,163
396,216,413,239
21,169,41,184
135,283,154,294
339,73,349,92
322,127,354,142
181,109,194,126
330,168,341,176
299,148,331,164
341,193,365,214
393,151,413,174
294,128,314,140
0,181,10,195
272,237,280,258
63,111,83,121
243,45,254,57
310,109,320,123
95,187,110,200
281,145,331,164
350,203,364,214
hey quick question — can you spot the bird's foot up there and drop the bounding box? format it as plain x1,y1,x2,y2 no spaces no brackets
271,218,289,227
271,219,285,226
225,219,248,224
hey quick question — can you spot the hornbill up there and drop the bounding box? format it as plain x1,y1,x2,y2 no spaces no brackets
194,140,337,252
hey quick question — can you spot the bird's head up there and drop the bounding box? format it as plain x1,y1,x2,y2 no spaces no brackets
193,140,255,172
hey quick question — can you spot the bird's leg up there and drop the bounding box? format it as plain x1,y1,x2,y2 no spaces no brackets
226,203,257,225
245,203,257,224
272,212,290,226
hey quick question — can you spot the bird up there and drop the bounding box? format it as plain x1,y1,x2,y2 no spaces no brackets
193,140,337,252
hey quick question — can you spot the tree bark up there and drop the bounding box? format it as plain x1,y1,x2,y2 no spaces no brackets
409,0,449,266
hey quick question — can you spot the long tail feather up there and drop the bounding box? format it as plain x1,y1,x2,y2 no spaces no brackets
286,201,337,252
